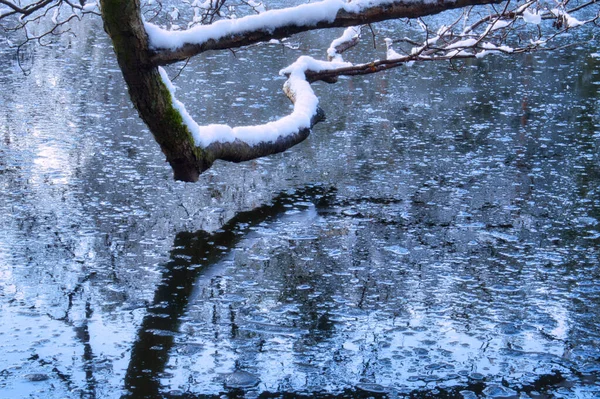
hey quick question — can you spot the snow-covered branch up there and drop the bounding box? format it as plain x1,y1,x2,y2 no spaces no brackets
147,0,506,66
157,30,357,165
280,0,600,83
93,0,599,181
140,0,599,180
327,26,361,61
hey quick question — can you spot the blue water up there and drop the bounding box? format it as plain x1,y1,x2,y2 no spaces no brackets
0,6,599,398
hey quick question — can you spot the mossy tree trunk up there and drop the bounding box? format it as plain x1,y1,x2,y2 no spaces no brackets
99,0,317,182
100,0,209,182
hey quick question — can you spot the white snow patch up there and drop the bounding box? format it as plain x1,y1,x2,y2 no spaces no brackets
426,35,439,45
327,26,360,61
565,14,584,28
446,38,477,49
384,38,403,61
480,42,513,53
530,38,546,46
482,19,511,35
490,19,510,31
446,49,471,57
279,55,351,77
83,2,98,12
523,9,541,25
475,42,513,57
146,0,343,49
550,8,584,28
437,24,449,36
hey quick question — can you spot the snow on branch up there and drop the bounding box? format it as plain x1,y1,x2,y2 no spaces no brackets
157,28,361,163
159,59,331,149
155,0,598,172
159,41,351,162
147,0,506,65
281,0,600,83
327,26,361,61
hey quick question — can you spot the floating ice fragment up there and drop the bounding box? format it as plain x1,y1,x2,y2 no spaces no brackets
577,216,598,226
384,245,410,255
342,208,359,216
343,341,359,351
482,384,517,398
224,370,260,389
459,390,478,399
480,231,519,243
356,383,387,393
24,373,49,382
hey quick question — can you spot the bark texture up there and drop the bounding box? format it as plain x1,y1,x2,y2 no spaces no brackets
100,0,211,182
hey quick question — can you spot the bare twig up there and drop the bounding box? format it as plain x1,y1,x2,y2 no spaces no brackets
289,1,599,83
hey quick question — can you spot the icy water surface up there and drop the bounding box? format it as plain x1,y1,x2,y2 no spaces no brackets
1,12,600,399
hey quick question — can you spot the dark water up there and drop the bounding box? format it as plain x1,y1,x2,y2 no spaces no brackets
1,11,599,399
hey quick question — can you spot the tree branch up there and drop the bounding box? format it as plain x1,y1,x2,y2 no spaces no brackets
98,0,599,181
0,0,56,19
296,3,600,83
149,0,505,66
154,24,363,172
157,61,328,168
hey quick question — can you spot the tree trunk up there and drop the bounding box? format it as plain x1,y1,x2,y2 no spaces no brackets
99,0,322,182
100,0,210,182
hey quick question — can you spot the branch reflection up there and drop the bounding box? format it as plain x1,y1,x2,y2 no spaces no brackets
123,185,336,398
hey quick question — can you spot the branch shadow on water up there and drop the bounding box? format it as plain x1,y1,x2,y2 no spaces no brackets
122,184,337,399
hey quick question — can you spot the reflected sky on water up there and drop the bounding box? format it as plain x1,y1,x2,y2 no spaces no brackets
0,10,599,399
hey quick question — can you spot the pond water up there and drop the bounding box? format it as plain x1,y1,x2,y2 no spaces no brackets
1,8,599,399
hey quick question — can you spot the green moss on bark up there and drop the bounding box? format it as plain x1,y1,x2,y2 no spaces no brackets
157,80,214,166
100,0,211,181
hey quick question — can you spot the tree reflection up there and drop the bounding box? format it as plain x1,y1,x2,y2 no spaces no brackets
123,185,336,398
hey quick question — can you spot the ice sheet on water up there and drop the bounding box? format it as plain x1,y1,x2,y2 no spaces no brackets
384,245,410,255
